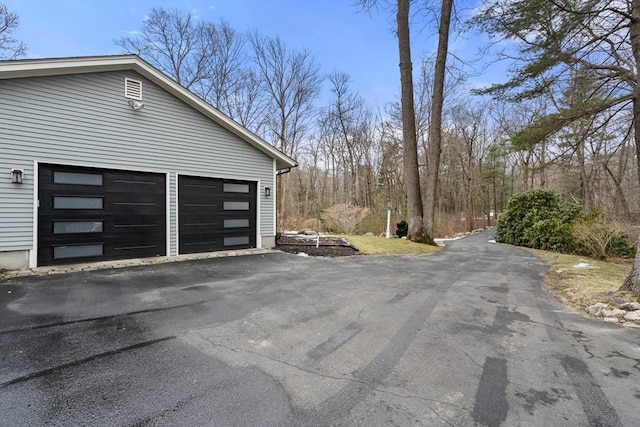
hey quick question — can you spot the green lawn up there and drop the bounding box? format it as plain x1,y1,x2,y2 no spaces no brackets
340,235,441,255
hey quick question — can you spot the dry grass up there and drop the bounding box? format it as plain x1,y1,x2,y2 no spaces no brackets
341,235,441,256
525,248,636,311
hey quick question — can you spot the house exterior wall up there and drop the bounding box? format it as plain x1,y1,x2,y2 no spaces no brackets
0,71,275,268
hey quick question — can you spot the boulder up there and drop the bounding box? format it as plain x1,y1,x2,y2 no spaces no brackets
587,303,608,316
364,232,374,236
603,317,621,323
623,311,640,322
602,308,627,318
619,302,640,311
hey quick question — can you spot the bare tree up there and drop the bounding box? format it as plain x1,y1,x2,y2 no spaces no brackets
423,0,454,239
248,32,322,157
0,2,26,59
321,71,374,205
117,9,271,136
116,8,209,90
397,0,433,243
194,20,246,109
248,32,322,229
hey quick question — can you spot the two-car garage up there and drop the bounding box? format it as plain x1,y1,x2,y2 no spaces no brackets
0,56,297,271
37,164,257,266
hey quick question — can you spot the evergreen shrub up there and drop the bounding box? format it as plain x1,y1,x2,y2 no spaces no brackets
495,189,580,252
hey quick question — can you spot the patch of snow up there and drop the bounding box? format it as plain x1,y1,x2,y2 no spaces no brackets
572,262,597,269
556,268,567,273
434,236,464,243
297,252,309,257
488,240,496,243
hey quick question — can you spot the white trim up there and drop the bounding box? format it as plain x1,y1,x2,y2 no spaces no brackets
166,172,171,257
176,173,260,255
175,169,263,183
175,173,180,256
0,55,297,171
30,160,39,268
256,179,262,249
272,159,277,236
33,161,171,265
32,159,172,176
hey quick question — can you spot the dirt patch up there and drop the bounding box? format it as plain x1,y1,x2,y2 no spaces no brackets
276,235,359,257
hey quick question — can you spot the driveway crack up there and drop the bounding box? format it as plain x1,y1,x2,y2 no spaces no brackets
196,335,470,413
198,336,354,384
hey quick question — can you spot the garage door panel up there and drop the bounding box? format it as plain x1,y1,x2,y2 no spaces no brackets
38,164,166,266
178,175,256,254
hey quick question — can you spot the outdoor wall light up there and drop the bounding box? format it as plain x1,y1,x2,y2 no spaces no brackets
11,168,24,184
127,99,145,110
264,186,271,197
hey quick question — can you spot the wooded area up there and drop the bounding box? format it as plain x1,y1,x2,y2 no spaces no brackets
109,4,640,239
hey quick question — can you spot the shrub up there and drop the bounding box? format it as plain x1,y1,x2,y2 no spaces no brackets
525,218,575,252
572,213,636,259
321,204,370,234
496,189,580,252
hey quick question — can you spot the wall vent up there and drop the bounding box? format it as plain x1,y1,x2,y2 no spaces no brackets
124,78,143,100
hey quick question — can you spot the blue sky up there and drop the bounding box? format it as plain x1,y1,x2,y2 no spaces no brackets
5,0,497,109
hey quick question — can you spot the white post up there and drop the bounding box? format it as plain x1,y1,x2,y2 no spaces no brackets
385,207,391,238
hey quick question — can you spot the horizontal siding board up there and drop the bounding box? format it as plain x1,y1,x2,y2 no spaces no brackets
0,70,275,253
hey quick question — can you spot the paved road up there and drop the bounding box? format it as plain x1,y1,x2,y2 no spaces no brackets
1,231,638,426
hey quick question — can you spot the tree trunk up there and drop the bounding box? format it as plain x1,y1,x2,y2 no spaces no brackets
620,0,640,297
423,0,453,240
397,0,432,243
620,238,640,297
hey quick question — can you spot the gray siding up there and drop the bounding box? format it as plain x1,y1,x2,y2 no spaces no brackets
0,71,275,254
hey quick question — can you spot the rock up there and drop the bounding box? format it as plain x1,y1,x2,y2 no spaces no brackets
364,232,374,236
623,311,640,322
587,303,608,316
610,297,626,306
619,302,640,311
603,317,621,323
602,308,627,318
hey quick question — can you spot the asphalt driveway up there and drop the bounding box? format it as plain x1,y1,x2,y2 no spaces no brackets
1,231,638,426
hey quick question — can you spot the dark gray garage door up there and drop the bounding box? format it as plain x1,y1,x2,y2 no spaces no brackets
38,164,166,266
178,175,256,254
